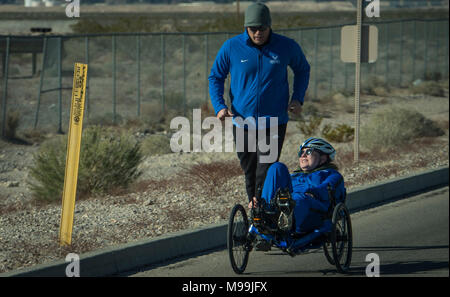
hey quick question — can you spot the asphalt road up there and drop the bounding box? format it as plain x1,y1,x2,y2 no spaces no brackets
129,187,449,277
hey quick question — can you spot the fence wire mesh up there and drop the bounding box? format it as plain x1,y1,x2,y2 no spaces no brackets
0,19,448,135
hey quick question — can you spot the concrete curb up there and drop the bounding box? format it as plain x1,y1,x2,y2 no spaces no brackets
2,166,448,277
346,166,449,211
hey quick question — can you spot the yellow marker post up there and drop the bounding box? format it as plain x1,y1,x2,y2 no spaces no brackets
59,63,88,246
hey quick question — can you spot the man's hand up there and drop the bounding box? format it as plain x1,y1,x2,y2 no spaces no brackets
216,108,234,121
248,197,258,209
288,100,302,115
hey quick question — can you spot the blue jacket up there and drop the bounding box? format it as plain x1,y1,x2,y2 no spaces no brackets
208,30,310,128
260,162,345,232
261,162,345,209
290,167,345,206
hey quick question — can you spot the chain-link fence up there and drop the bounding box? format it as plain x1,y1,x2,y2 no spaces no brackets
1,18,448,136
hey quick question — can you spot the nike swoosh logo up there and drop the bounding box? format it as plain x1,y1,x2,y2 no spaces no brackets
241,59,248,63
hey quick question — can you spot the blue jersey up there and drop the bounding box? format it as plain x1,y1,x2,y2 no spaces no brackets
261,162,345,233
290,168,345,205
208,30,310,128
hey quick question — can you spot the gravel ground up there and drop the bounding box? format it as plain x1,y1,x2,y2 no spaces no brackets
0,87,448,274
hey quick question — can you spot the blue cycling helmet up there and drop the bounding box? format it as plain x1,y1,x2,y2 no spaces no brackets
298,137,336,161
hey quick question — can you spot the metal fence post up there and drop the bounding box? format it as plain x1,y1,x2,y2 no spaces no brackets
385,23,390,85
34,36,48,129
399,21,404,86
412,20,417,81
57,37,63,134
314,28,318,100
205,34,209,103
424,21,428,79
329,27,333,95
1,36,10,138
183,34,187,116
446,20,449,78
435,21,439,77
161,34,165,114
85,36,90,119
136,35,141,117
112,35,117,124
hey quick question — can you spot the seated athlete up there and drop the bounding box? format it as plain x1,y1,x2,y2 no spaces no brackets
250,137,345,239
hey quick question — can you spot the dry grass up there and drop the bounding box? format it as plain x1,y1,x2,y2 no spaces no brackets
337,136,442,167
0,203,21,216
335,136,446,189
98,179,172,205
178,161,243,196
93,160,243,206
412,80,446,97
335,150,372,169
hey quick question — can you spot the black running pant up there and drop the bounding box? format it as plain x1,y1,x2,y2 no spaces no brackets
233,124,287,202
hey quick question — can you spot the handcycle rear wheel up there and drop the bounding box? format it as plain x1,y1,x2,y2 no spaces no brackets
227,204,250,274
331,202,353,273
323,239,335,266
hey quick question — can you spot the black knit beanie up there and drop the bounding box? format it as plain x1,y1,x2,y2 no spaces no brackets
244,2,272,27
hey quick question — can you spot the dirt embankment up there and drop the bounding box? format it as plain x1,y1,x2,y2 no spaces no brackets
0,83,449,274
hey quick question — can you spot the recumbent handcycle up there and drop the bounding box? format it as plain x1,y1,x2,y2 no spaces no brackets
227,184,353,274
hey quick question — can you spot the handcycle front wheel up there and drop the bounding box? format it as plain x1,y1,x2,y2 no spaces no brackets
227,204,250,274
331,202,353,273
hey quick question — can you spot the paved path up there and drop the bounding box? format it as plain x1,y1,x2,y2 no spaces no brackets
130,187,449,277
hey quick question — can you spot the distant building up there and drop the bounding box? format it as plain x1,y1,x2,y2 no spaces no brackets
10,0,447,7
22,0,57,6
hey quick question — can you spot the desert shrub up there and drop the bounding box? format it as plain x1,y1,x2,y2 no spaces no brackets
360,107,444,151
296,115,323,138
362,75,390,96
0,110,20,140
21,128,47,144
424,72,442,81
1,110,32,144
322,123,354,143
29,125,143,203
328,92,354,114
411,81,445,97
28,137,66,202
140,134,172,156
